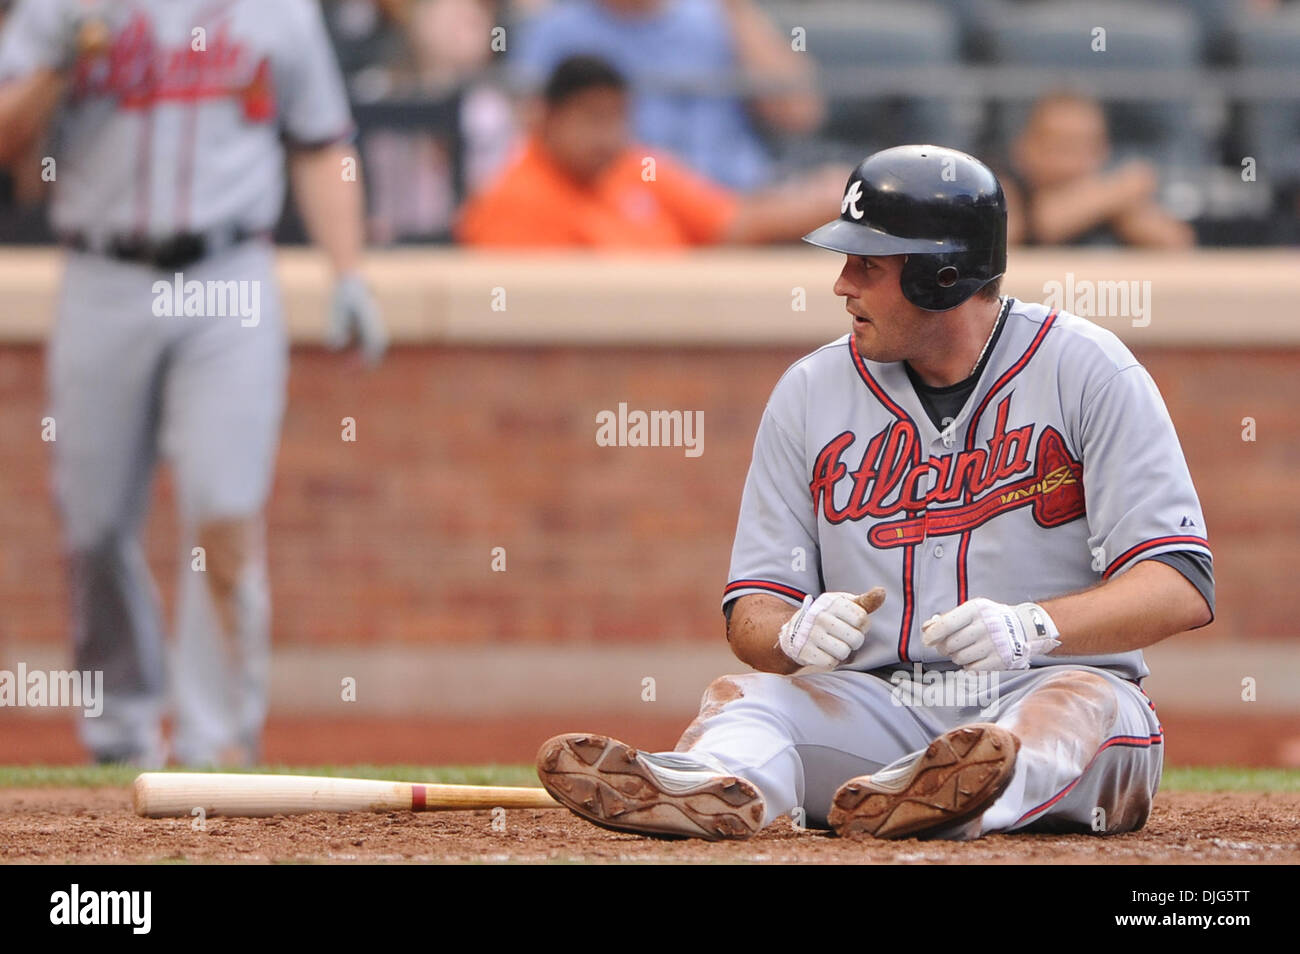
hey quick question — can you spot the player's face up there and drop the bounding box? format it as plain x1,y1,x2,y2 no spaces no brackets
833,254,929,362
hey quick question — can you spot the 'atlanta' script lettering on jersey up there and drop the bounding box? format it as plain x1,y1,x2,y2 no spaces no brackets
72,13,273,117
809,393,1082,537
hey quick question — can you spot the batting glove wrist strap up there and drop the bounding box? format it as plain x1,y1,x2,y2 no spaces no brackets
923,598,1062,671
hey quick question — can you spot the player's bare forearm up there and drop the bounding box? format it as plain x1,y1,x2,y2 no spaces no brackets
1039,559,1211,656
0,71,65,167
1111,203,1195,248
289,142,365,276
1026,163,1156,245
724,164,847,244
725,593,800,674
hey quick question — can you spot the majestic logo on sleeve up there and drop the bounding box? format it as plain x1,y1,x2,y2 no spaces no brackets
809,395,1085,547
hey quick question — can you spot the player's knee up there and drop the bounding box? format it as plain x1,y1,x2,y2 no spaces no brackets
702,675,747,707
1028,669,1119,730
197,515,264,606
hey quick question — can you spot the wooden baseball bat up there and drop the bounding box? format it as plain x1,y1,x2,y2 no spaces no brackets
133,772,559,818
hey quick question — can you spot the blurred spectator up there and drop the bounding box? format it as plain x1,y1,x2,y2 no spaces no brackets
455,55,843,247
0,0,51,242
362,0,517,243
1002,92,1195,248
512,0,823,190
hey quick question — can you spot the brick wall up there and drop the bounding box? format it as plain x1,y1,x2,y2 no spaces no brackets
0,343,1294,650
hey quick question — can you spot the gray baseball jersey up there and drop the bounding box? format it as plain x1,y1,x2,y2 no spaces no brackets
723,299,1212,682
0,0,351,237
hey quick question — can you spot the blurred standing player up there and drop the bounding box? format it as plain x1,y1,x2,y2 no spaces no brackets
0,0,387,765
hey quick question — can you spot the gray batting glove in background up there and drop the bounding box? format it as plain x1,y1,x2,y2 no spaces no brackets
328,273,389,367
55,4,113,72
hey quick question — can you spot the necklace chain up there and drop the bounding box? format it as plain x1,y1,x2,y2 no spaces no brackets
969,297,1008,378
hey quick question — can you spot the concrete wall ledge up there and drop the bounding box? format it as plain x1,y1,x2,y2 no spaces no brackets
1,247,1296,346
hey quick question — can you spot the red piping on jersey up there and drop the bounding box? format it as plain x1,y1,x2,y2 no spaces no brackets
849,335,911,420
849,336,920,661
1103,535,1211,580
956,310,1059,603
1013,731,1163,826
723,579,808,603
1137,686,1164,733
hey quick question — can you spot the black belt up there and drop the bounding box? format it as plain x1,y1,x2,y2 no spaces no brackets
61,226,267,270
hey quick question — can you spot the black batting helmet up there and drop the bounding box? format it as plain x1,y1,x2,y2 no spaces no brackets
802,145,1007,312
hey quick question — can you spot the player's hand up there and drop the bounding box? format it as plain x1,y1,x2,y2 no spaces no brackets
55,4,113,71
922,598,1061,671
328,273,389,367
777,587,886,669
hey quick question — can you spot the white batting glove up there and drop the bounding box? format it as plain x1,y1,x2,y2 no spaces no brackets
921,598,1061,671
328,273,389,366
777,587,885,669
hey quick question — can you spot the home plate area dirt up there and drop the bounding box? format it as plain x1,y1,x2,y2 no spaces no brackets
1,789,1297,864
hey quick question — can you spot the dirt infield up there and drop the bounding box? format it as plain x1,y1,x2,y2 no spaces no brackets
1,788,1295,864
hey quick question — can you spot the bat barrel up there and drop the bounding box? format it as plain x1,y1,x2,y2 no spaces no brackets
133,773,558,818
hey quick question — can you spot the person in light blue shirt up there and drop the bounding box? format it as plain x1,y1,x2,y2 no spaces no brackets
512,0,823,190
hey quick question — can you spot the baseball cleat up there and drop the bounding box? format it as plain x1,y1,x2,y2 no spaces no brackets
536,733,765,841
829,723,1020,840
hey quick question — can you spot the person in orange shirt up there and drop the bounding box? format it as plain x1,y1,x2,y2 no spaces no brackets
455,55,844,248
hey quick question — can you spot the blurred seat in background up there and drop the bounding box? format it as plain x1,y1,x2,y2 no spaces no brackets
1000,91,1195,248
324,0,410,89
1235,3,1300,186
987,0,1209,173
762,0,980,168
1179,0,1250,65
358,0,519,244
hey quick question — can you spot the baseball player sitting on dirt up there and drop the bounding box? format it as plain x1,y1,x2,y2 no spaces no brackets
537,145,1215,841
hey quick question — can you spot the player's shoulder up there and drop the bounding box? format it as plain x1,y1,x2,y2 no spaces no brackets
1008,297,1141,377
771,334,852,391
758,335,851,422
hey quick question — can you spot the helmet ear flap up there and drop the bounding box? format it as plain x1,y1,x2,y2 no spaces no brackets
900,253,985,311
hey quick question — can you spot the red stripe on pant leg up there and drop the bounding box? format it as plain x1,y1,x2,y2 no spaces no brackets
412,784,427,811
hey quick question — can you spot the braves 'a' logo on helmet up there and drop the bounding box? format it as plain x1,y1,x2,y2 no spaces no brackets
841,179,865,220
